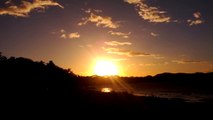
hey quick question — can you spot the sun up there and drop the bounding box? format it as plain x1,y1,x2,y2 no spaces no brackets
94,60,119,76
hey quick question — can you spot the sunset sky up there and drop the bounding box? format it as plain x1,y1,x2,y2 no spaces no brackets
0,0,213,76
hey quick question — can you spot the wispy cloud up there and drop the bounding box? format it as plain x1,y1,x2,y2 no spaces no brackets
139,62,168,66
104,41,132,46
69,32,80,39
103,47,153,57
139,63,155,66
124,0,141,4
108,31,131,38
193,12,201,19
124,0,171,23
60,34,67,39
112,58,128,61
59,29,80,39
150,32,158,37
84,8,102,13
60,29,67,39
79,44,93,48
60,29,65,33
0,0,63,17
187,19,204,26
187,12,204,26
78,9,120,29
172,60,202,64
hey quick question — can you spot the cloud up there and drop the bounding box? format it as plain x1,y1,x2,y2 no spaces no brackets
124,0,141,4
187,19,204,26
187,12,204,26
112,58,128,61
78,9,120,29
86,44,93,47
139,63,155,66
150,32,158,37
124,0,171,23
60,29,65,33
104,41,132,46
139,62,168,66
59,29,67,39
84,8,102,13
108,31,131,38
193,12,201,19
59,30,80,39
102,47,153,57
0,0,63,17
60,34,67,39
79,44,93,48
172,60,202,64
69,32,80,39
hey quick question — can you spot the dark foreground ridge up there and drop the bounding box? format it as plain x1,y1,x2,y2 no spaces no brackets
0,54,213,117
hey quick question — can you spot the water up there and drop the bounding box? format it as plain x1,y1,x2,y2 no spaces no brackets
90,85,213,102
133,90,213,102
86,78,213,102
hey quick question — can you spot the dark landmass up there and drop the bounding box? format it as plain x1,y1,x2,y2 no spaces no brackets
0,53,213,117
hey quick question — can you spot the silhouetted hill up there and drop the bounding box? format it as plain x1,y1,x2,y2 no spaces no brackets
78,72,213,94
119,72,213,94
120,72,213,83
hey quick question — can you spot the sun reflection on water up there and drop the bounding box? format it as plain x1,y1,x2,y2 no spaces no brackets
101,88,112,93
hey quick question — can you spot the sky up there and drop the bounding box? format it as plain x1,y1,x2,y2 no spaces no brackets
0,0,213,76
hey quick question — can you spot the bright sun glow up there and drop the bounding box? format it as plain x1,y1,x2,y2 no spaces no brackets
94,60,118,76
